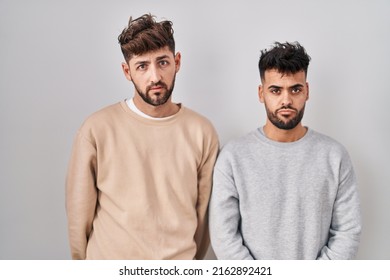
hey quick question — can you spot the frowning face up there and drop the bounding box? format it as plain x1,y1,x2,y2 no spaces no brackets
122,46,181,107
258,69,309,130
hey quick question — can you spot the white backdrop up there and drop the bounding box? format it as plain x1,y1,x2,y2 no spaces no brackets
1,0,389,259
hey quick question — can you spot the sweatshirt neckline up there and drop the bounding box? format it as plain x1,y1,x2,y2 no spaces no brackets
255,126,313,148
119,100,184,126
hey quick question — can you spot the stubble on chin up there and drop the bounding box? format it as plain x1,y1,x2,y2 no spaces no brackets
266,106,305,130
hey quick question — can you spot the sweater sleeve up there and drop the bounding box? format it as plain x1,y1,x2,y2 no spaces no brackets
65,131,98,260
194,134,219,260
317,152,362,260
209,164,254,260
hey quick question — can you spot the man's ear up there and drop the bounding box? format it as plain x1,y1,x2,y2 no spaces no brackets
306,82,310,101
258,84,265,103
122,62,132,81
174,52,181,73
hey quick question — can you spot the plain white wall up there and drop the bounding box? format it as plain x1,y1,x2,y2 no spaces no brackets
1,0,389,259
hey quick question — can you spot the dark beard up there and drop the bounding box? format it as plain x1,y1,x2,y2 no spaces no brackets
266,105,305,130
133,77,176,107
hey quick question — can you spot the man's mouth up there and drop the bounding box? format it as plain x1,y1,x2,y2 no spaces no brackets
277,108,297,117
148,83,166,91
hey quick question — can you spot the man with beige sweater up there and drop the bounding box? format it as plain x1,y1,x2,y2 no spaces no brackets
66,14,219,260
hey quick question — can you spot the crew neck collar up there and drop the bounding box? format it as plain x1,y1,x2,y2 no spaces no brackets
255,126,313,148
119,100,184,126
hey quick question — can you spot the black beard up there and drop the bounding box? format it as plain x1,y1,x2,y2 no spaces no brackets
266,105,305,130
133,76,176,107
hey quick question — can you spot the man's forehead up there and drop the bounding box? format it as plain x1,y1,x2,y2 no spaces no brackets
263,69,306,82
130,47,174,63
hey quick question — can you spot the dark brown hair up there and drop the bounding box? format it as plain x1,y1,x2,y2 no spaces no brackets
118,14,175,62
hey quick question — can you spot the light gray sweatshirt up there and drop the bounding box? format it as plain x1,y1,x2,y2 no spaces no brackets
209,128,361,260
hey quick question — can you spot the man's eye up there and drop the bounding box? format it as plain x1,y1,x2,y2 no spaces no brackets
137,64,146,70
159,60,169,66
270,89,280,94
291,88,301,94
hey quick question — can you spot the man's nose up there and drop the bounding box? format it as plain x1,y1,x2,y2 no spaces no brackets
149,65,161,84
281,91,292,107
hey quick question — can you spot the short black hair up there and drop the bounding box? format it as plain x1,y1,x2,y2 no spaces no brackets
258,41,311,81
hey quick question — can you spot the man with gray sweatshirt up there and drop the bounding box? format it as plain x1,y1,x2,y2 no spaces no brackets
209,42,361,260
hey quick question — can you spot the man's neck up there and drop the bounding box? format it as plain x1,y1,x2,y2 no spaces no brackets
263,122,307,143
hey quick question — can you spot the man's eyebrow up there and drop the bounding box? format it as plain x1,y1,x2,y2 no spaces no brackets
156,55,170,61
267,83,304,90
289,83,304,88
133,55,171,65
134,60,150,65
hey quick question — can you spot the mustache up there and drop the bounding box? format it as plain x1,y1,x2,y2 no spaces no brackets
276,105,298,113
146,82,167,91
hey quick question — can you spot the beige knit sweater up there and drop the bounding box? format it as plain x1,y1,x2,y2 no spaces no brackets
66,101,219,259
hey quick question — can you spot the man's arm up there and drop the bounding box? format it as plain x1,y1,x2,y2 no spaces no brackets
317,153,362,260
193,135,219,260
209,166,254,260
65,132,98,260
